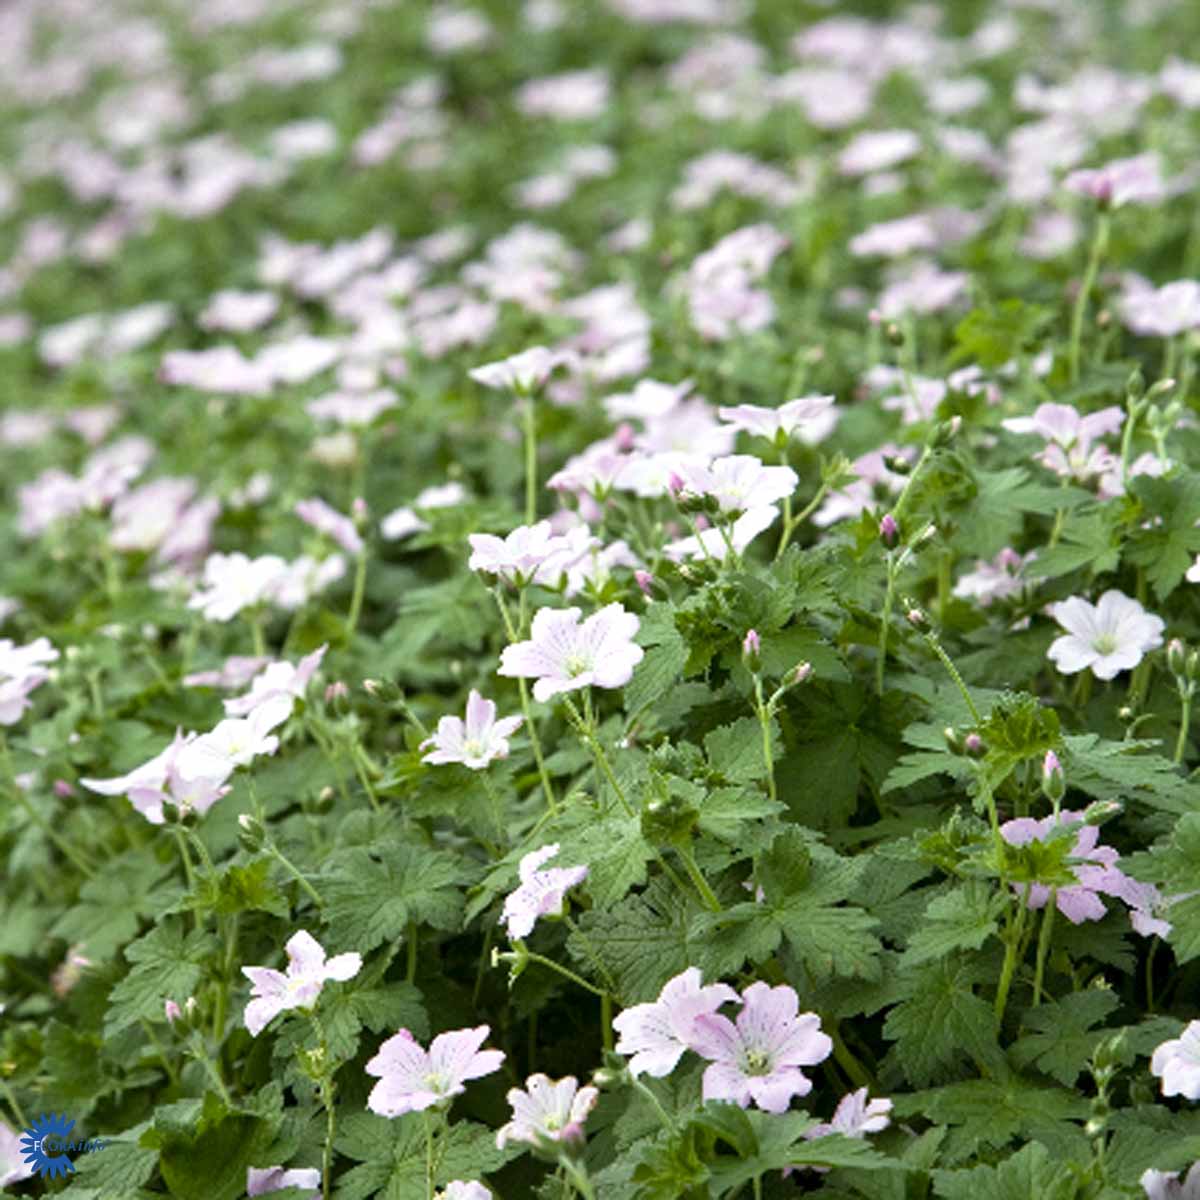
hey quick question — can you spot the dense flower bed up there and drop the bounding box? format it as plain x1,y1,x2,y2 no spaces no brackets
2,0,1200,1197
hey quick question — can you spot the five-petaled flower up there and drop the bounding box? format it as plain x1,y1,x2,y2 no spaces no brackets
495,1073,599,1151
498,603,643,702
1047,590,1165,680
365,1025,504,1116
242,931,362,1036
612,967,738,1078
501,843,589,940
688,981,833,1113
422,689,523,769
1140,1163,1200,1200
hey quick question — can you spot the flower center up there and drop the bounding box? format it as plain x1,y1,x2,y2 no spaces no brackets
1092,632,1119,655
423,1071,447,1093
463,738,484,758
543,1114,563,1131
564,653,591,678
742,1048,772,1077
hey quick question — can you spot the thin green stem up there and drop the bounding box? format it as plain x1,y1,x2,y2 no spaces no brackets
922,631,981,724
193,1035,232,1105
269,845,325,910
479,771,508,847
631,1075,677,1132
141,1018,180,1086
524,950,609,997
248,609,267,658
347,551,368,635
1068,210,1111,384
876,555,898,698
1032,891,1057,1007
601,990,614,1053
1175,685,1193,765
1146,936,1159,1013
676,843,722,913
0,1075,29,1129
995,883,1031,1024
752,681,777,805
425,1111,436,1200
174,827,196,892
562,698,634,819
521,392,538,525
407,921,419,984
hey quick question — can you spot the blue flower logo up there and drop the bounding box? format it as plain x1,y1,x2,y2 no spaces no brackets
20,1113,76,1178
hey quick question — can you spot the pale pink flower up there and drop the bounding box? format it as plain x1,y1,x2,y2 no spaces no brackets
381,482,467,540
188,553,290,621
496,1074,599,1150
999,810,1131,923
516,69,609,120
1003,402,1124,482
612,968,738,1078
469,346,569,392
199,290,279,333
689,982,833,1113
838,129,920,176
224,646,328,717
953,548,1036,607
243,931,362,1037
501,843,588,939
1064,153,1165,207
438,1184,491,1200
0,1120,33,1189
498,604,643,701
365,1026,504,1116
663,506,779,562
296,497,364,555
0,636,58,725
808,1087,893,1138
849,215,937,258
421,690,523,769
1141,1164,1200,1200
1151,1021,1200,1100
1118,879,1194,939
1048,590,1165,680
1121,281,1200,338
603,378,692,422
717,396,838,446
468,521,576,586
307,388,397,428
183,655,272,690
176,695,293,781
247,1166,321,1198
676,456,797,515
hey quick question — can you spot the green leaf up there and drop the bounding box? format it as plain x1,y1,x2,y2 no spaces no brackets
1010,989,1121,1086
932,1141,1080,1200
1125,473,1200,599
703,717,775,785
105,919,218,1037
883,959,1005,1086
901,882,1005,967
322,840,469,952
952,299,1053,367
1031,507,1122,580
626,603,688,715
1064,733,1200,815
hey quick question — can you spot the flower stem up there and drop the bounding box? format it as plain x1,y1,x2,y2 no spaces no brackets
1068,210,1111,384
921,628,981,724
524,950,609,998
1175,684,1193,765
346,550,368,635
562,698,634,819
995,883,1031,1024
600,990,614,1053
269,845,325,910
676,843,722,913
875,554,899,698
1032,889,1057,1007
521,392,538,525
752,680,777,805
0,1075,29,1129
631,1074,677,1132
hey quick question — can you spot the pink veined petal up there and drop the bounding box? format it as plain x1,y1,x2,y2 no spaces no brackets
1050,597,1101,640
491,715,524,740
464,690,495,740
243,966,288,996
750,1068,811,1113
701,1060,752,1107
430,1025,503,1085
244,995,286,1036
368,1074,427,1117
520,844,562,881
688,1011,741,1061
366,1028,425,1077
285,930,327,976
1056,885,1108,923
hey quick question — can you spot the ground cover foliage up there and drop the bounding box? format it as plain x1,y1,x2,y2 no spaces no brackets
3,0,1200,1196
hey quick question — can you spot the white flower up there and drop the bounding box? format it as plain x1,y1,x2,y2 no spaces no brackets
1151,1020,1200,1100
421,690,523,769
716,396,838,445
469,346,570,392
496,1074,599,1150
1047,590,1165,680
1141,1164,1200,1200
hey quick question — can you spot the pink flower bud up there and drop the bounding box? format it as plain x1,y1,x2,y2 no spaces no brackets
880,513,899,548
742,629,762,671
634,569,654,597
790,661,813,686
614,423,636,452
164,999,182,1024
54,778,76,798
325,680,349,703
1042,749,1065,804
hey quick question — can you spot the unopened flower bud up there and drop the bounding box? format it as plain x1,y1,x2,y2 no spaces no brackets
963,732,986,759
591,1066,626,1089
1168,638,1187,678
363,679,381,696
742,629,761,672
634,569,655,598
53,779,75,798
1118,705,1136,723
789,661,813,686
905,607,927,628
883,454,912,475
880,513,899,548
1147,377,1176,400
164,999,182,1024
1041,749,1065,804
325,680,349,704
237,813,267,853
1126,367,1145,400
885,322,905,346
1097,308,1112,329
1082,798,1123,826
944,726,964,755
312,785,336,814
930,416,962,448
1188,650,1200,683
